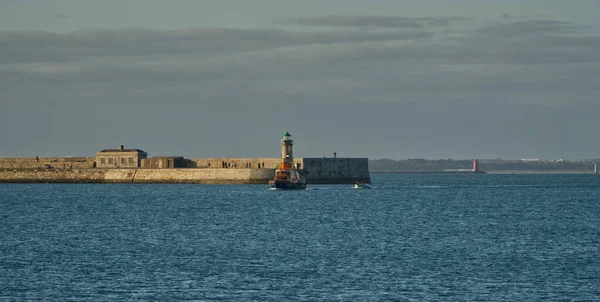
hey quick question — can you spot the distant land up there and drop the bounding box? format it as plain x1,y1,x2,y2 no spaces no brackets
369,159,600,173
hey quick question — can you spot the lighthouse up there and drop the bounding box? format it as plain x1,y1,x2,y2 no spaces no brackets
269,132,306,190
472,159,480,173
281,132,294,164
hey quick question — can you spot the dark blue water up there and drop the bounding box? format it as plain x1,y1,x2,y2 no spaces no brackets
1,174,599,301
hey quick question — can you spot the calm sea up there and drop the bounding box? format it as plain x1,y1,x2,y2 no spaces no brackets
1,174,599,301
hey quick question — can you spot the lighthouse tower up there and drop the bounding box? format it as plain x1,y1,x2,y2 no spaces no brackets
281,132,294,164
472,159,480,173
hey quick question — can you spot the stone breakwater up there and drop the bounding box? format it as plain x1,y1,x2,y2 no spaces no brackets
0,168,275,184
0,157,370,184
0,157,94,169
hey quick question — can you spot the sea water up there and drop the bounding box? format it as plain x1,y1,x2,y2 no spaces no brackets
1,174,599,301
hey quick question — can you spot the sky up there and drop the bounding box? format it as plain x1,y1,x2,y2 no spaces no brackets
1,0,599,160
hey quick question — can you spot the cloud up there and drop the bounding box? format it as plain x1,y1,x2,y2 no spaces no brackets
1,17,599,93
3,17,595,71
475,20,585,37
53,13,69,19
289,15,469,28
0,27,433,64
310,19,599,66
1,16,599,158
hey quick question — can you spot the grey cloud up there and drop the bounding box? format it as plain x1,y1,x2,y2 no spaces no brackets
53,13,69,19
5,17,594,70
2,17,599,159
293,15,423,28
476,20,584,37
1,17,599,93
290,15,469,28
310,19,600,66
293,39,599,67
534,34,600,49
0,27,432,64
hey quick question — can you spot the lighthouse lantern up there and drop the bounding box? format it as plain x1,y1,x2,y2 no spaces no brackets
282,132,292,142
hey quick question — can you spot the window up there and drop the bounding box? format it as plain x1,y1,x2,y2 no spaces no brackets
100,157,106,164
108,158,113,164
128,157,134,164
121,158,126,165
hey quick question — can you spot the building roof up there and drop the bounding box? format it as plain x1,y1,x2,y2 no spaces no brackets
98,149,146,153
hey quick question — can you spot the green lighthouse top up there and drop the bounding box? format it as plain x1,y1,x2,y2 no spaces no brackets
282,132,293,142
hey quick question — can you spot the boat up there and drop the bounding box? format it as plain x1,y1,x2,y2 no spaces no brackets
353,182,372,189
269,165,306,190
269,132,307,190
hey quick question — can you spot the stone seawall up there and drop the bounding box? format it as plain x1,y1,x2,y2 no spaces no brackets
129,168,275,184
0,169,106,183
302,158,370,184
0,157,371,184
0,157,95,169
188,158,296,169
0,168,275,184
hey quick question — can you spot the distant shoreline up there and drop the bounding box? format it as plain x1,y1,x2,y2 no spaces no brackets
371,170,596,175
485,170,595,175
